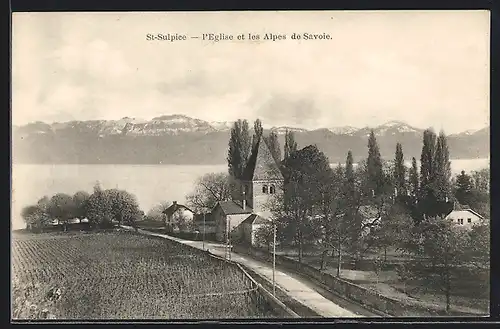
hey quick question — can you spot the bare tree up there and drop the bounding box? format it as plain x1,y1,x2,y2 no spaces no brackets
186,172,231,213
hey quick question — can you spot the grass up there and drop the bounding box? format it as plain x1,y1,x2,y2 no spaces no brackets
274,247,489,315
11,229,278,320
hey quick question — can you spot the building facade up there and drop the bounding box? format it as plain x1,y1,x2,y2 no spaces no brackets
445,204,485,229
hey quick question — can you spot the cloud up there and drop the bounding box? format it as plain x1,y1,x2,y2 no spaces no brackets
11,11,490,133
255,94,323,127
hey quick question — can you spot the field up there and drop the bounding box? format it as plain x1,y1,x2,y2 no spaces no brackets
12,229,277,320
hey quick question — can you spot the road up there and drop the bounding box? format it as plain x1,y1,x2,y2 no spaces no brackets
122,226,377,318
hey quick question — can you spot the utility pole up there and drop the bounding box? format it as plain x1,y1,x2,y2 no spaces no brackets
273,220,276,296
202,212,206,251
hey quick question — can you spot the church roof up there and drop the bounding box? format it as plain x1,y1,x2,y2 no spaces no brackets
242,135,283,181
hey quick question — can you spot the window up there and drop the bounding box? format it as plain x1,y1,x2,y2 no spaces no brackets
460,219,464,225
457,219,460,223
245,185,249,195
270,185,275,194
467,218,472,223
262,185,268,194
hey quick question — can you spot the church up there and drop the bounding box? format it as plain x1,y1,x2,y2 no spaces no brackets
212,134,284,246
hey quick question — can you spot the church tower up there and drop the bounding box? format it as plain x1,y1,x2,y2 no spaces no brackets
234,135,284,214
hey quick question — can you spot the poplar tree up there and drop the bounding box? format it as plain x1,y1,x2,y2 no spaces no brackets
284,130,298,160
420,129,437,194
227,119,252,179
252,119,264,150
265,130,281,163
393,142,406,199
408,157,419,201
433,131,452,201
419,129,437,218
366,130,384,196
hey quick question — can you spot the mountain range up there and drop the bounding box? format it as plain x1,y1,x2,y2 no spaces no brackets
12,115,490,165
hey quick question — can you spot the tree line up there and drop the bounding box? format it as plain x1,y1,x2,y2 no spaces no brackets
21,183,143,232
233,121,489,313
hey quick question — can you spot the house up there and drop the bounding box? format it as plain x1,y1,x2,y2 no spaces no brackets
237,214,271,246
162,201,194,232
445,202,485,229
213,201,253,241
214,134,284,245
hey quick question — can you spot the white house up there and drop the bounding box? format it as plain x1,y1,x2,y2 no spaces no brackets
162,201,195,232
445,203,485,229
238,214,271,246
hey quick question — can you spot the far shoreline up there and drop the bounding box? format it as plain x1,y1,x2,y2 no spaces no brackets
10,157,491,167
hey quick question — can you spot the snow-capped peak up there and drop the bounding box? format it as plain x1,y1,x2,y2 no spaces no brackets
270,126,308,135
209,121,233,131
462,129,479,135
374,121,420,135
328,126,359,135
380,120,407,128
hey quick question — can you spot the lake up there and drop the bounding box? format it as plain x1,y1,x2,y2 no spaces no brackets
11,158,489,231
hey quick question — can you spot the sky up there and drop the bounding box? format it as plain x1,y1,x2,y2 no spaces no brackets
12,10,490,134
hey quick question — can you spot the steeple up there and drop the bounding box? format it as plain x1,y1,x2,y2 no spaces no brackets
242,135,283,181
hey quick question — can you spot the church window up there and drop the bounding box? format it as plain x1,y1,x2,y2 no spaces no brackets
262,185,268,194
270,185,276,194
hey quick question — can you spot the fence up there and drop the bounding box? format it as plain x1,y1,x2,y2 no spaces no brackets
232,245,484,317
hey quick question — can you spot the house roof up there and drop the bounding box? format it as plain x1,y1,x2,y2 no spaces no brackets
242,135,283,181
241,214,270,225
162,203,194,216
447,208,484,220
216,200,253,215
358,205,380,219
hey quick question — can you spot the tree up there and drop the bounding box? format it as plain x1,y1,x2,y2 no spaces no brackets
274,145,331,262
317,163,345,272
73,191,90,222
107,189,142,226
467,221,490,270
367,204,414,263
186,172,231,213
283,130,298,160
47,193,76,231
252,119,264,150
454,170,474,205
37,196,51,212
146,201,172,222
327,150,361,276
471,168,490,194
399,217,471,314
420,129,437,190
254,223,274,251
227,119,252,179
86,183,114,228
265,131,281,163
393,142,406,200
419,129,438,218
469,168,490,218
432,131,452,202
408,157,419,201
366,130,384,197
21,204,50,232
